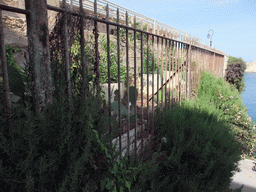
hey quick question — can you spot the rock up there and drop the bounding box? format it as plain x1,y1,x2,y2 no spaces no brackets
245,60,256,73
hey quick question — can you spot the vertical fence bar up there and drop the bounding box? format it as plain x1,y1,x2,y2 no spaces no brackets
173,41,177,103
62,0,72,106
182,41,185,100
156,24,159,108
140,19,144,158
25,0,53,117
0,8,13,133
70,0,73,11
133,15,138,163
180,41,183,104
146,19,149,149
106,4,112,146
222,54,225,78
177,42,180,104
168,35,173,109
116,8,122,157
180,41,184,104
180,38,183,103
125,11,130,159
151,28,155,150
160,27,164,111
184,43,187,100
164,32,168,108
171,40,175,106
94,0,100,103
79,0,87,99
175,41,179,102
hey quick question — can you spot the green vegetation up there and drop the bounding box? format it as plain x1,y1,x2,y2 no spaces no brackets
0,75,122,191
0,46,25,97
2,69,254,191
1,38,255,192
70,33,127,86
132,100,242,192
225,55,246,93
198,72,255,157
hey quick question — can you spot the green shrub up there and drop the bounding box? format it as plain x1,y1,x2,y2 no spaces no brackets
225,56,246,93
198,71,256,157
0,88,121,191
0,46,25,97
132,100,242,192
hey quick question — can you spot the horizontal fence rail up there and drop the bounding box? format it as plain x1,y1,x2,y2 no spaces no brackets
61,0,203,43
0,0,225,165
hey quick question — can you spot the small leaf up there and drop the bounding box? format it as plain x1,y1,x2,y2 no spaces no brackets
111,101,127,117
125,181,131,189
101,178,107,190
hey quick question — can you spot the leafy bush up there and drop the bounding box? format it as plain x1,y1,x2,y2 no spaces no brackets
198,71,256,157
133,100,242,192
0,87,121,191
225,56,246,93
98,34,127,84
0,46,25,97
70,34,127,89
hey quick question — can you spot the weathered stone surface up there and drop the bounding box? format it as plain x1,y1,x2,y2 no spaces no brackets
245,60,256,73
3,15,27,47
1,0,60,71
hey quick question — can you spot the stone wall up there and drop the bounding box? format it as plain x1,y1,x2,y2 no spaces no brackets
222,54,229,77
1,0,60,72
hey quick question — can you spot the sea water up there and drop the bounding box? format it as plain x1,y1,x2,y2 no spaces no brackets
241,73,256,122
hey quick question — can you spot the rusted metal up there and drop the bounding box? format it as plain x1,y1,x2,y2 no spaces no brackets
116,7,122,156
160,27,164,111
180,41,184,103
25,0,54,116
62,0,72,106
167,32,171,108
146,20,149,147
178,42,181,105
156,24,160,108
125,11,130,159
148,61,185,102
171,40,175,107
0,3,29,14
94,0,100,102
106,4,112,146
0,8,13,133
164,32,168,108
79,0,87,98
0,0,227,164
133,15,138,164
140,19,144,159
151,22,155,132
174,41,179,102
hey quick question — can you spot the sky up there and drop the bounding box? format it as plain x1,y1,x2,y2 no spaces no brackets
100,0,256,63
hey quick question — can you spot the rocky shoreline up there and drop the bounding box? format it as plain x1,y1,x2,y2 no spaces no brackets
245,61,256,73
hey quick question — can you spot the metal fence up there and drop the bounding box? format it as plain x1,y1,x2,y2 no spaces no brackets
62,0,204,44
0,0,225,163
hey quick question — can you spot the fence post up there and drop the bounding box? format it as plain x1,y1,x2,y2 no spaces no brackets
186,38,192,100
61,0,72,107
25,0,53,118
0,8,13,133
222,55,226,78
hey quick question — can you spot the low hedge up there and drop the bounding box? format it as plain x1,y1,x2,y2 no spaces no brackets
130,99,242,192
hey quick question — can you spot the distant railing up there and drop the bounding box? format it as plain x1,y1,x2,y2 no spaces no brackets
60,0,204,44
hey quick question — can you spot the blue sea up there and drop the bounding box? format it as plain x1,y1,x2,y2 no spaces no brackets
241,73,256,122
